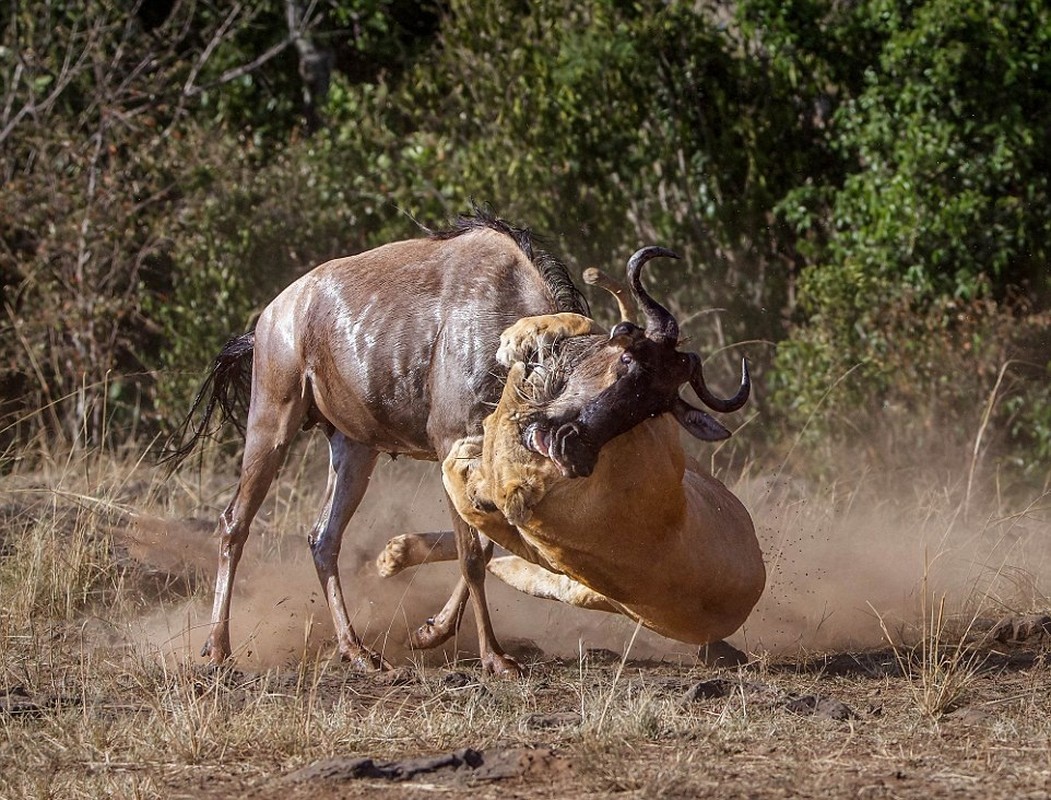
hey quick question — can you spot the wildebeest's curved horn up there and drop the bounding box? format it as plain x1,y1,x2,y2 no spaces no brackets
626,246,680,344
687,354,751,413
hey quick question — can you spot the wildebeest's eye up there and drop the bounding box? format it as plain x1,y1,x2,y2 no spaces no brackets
620,352,634,366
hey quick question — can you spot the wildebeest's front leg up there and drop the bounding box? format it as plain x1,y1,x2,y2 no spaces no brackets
450,514,520,675
439,435,520,675
406,541,493,651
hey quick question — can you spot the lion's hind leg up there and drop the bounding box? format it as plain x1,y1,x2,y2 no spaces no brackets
487,557,619,613
375,531,457,577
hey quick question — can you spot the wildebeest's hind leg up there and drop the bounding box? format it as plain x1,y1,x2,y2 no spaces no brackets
408,576,469,650
431,435,520,674
383,524,508,668
309,432,390,670
202,389,307,664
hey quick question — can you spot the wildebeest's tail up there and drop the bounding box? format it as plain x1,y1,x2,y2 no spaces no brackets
162,332,255,468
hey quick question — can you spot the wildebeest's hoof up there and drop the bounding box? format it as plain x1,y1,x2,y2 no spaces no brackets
342,645,393,673
482,651,523,677
199,636,231,664
411,619,455,650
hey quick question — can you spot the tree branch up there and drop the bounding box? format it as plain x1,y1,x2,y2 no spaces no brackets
182,37,292,98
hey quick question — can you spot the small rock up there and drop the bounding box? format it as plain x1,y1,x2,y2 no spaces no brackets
440,671,478,689
0,687,80,718
472,746,567,781
988,613,1051,644
581,648,621,664
681,678,735,703
283,745,569,784
285,748,483,783
523,711,582,729
944,706,993,725
502,637,546,662
697,640,749,667
783,694,857,721
680,678,778,706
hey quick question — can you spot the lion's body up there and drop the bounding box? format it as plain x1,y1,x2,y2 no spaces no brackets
437,315,765,646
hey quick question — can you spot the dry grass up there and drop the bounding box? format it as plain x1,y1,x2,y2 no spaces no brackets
1,434,1050,799
873,565,989,719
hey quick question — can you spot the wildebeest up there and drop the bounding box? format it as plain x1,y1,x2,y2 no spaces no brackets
376,294,764,650
169,211,748,674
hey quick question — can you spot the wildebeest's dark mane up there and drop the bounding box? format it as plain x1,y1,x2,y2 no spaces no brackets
430,205,590,317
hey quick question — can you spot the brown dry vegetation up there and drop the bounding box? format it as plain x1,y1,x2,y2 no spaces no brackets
1,430,1050,799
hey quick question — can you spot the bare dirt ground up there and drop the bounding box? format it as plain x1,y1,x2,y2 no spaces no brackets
2,444,1050,799
5,625,1051,799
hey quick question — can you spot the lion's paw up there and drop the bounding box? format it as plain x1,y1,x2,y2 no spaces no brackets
501,478,545,527
375,535,414,577
497,313,600,367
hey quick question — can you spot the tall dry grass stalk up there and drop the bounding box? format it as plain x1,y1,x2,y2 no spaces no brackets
872,554,989,719
0,434,176,632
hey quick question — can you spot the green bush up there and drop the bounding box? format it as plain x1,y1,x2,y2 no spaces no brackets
765,0,1051,483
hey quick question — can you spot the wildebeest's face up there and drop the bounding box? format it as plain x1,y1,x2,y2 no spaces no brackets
517,248,750,479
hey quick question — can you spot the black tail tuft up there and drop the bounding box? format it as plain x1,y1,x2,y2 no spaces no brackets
162,332,255,469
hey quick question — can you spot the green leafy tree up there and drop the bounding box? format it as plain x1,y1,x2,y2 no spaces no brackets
768,0,1051,480
4,0,1049,488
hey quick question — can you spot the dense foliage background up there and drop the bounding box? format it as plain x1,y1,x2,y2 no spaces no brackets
2,0,1048,488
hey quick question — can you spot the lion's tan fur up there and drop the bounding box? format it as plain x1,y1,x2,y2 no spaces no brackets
439,313,765,646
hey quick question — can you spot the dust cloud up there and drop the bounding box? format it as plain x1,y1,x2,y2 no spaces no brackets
127,454,666,668
736,469,1051,655
123,446,1051,668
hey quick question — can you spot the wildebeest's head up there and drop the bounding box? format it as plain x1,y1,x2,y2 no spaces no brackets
517,247,749,478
